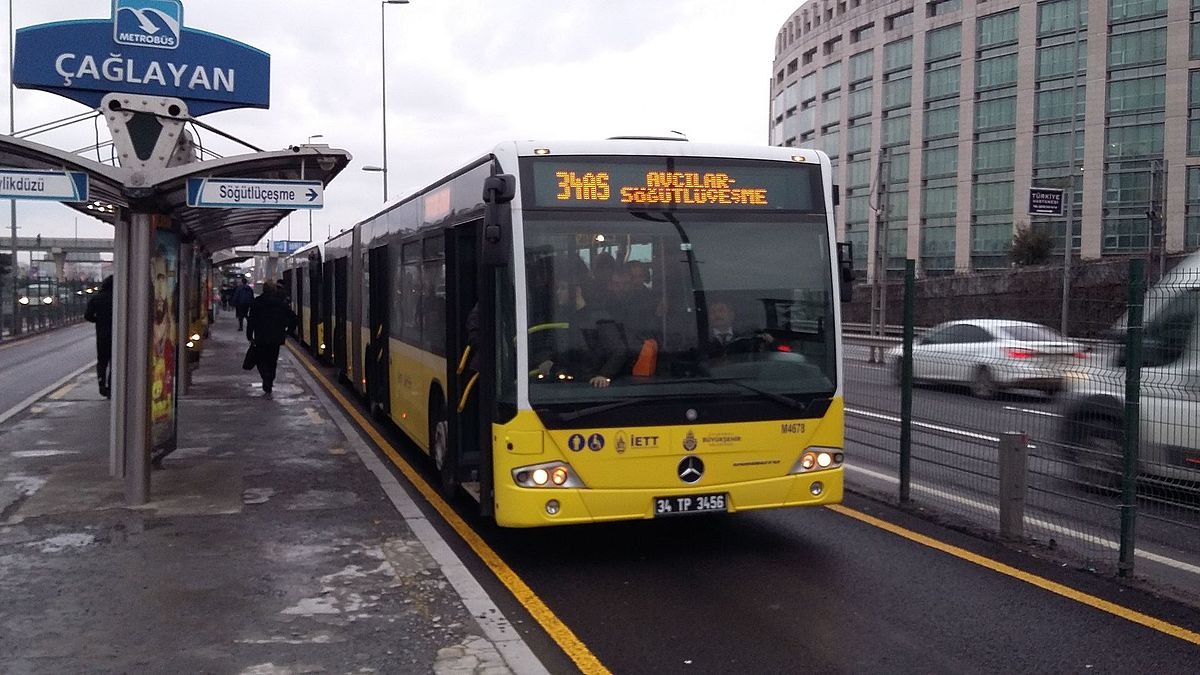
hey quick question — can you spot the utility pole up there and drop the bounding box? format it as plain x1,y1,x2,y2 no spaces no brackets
1147,159,1165,282
8,0,19,337
869,148,891,362
1059,0,1082,338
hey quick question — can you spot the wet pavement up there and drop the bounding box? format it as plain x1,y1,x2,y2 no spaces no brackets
0,312,546,674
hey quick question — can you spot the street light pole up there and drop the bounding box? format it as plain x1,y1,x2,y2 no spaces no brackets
1060,0,1081,337
8,0,19,336
307,134,323,243
380,0,410,203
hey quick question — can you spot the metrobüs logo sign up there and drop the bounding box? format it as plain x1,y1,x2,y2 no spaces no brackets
113,0,182,50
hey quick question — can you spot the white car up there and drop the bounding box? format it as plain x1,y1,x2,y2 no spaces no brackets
885,319,1087,398
1059,253,1200,488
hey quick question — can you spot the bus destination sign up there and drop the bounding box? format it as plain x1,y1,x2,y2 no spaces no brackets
527,157,822,212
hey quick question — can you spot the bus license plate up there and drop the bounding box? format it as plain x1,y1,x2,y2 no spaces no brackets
654,493,727,517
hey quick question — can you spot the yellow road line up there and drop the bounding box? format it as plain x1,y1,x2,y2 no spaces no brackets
288,343,610,674
827,503,1200,646
48,383,78,400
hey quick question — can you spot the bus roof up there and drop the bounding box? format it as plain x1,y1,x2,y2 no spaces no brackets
501,139,827,164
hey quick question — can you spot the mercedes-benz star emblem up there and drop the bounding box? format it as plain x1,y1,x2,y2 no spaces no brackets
677,456,704,484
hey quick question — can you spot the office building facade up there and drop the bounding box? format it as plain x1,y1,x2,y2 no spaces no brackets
770,0,1198,277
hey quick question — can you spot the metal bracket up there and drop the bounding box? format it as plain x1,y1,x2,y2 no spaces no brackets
101,93,194,171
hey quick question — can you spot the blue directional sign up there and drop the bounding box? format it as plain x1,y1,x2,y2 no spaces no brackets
271,240,311,254
187,178,324,209
13,1,270,116
0,168,89,203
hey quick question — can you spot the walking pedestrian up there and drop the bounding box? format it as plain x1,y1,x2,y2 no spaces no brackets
232,277,254,331
84,275,114,398
246,279,297,396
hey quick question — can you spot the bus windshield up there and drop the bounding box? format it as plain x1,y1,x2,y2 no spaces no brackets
523,210,837,415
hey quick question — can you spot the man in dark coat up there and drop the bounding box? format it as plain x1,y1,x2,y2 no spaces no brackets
246,279,297,396
232,277,255,331
84,276,114,398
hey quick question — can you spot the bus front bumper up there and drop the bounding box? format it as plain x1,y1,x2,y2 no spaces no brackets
492,467,843,528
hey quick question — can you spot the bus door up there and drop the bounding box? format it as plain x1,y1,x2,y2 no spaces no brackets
295,268,306,345
333,257,348,374
444,220,482,498
366,245,390,410
321,260,334,363
308,258,321,355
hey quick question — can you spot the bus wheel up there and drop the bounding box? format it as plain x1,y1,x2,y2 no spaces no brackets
430,401,457,497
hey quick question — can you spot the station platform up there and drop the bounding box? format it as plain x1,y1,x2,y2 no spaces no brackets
0,312,546,674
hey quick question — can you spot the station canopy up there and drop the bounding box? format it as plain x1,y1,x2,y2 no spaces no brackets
0,134,350,253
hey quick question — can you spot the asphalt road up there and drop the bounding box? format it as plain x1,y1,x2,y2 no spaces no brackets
305,345,1200,674
0,324,95,416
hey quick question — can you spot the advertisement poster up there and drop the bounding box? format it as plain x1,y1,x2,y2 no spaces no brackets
150,226,179,459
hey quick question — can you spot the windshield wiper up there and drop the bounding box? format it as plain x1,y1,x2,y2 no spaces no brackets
553,397,663,423
687,377,813,412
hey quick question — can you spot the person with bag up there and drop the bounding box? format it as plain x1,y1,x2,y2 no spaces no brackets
245,279,297,396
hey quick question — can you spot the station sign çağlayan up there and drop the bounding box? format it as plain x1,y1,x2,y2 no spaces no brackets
0,168,89,203
186,178,324,210
12,0,270,116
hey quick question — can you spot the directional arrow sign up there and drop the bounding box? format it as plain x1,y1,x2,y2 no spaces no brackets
0,168,88,202
186,178,324,209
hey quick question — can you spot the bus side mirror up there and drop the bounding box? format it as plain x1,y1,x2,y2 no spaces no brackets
483,174,516,244
837,241,854,303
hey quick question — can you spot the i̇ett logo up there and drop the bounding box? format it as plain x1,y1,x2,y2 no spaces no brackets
114,0,183,50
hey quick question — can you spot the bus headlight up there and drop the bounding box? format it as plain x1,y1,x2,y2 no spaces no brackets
513,461,586,488
790,447,844,474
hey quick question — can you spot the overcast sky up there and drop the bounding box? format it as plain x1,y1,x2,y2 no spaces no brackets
2,0,800,247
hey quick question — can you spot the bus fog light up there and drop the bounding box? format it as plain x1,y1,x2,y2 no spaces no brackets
532,468,549,486
810,481,824,496
817,452,832,468
545,499,560,515
550,466,569,486
801,452,816,470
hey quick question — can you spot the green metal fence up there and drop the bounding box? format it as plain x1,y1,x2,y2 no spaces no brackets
846,256,1200,598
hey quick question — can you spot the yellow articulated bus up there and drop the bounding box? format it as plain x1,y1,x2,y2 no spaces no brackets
321,138,853,527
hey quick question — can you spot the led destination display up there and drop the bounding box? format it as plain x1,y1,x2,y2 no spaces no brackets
526,157,824,212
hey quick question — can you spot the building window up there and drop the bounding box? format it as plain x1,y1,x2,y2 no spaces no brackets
1107,75,1165,115
927,0,962,19
1035,84,1085,122
787,59,799,75
847,158,872,189
822,92,843,127
924,105,960,139
849,50,874,84
923,146,958,179
973,139,1015,172
785,82,799,113
800,72,817,102
1192,8,1200,60
884,38,913,73
852,23,875,44
824,35,843,56
1036,41,1087,80
883,75,913,109
823,61,843,93
850,86,873,118
882,114,911,147
1190,70,1200,155
886,10,914,32
847,122,872,154
975,96,1016,130
976,53,1018,89
1038,0,1088,36
1108,28,1167,69
925,64,961,100
1109,0,1167,23
977,9,1018,49
1187,168,1200,248
926,24,962,61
